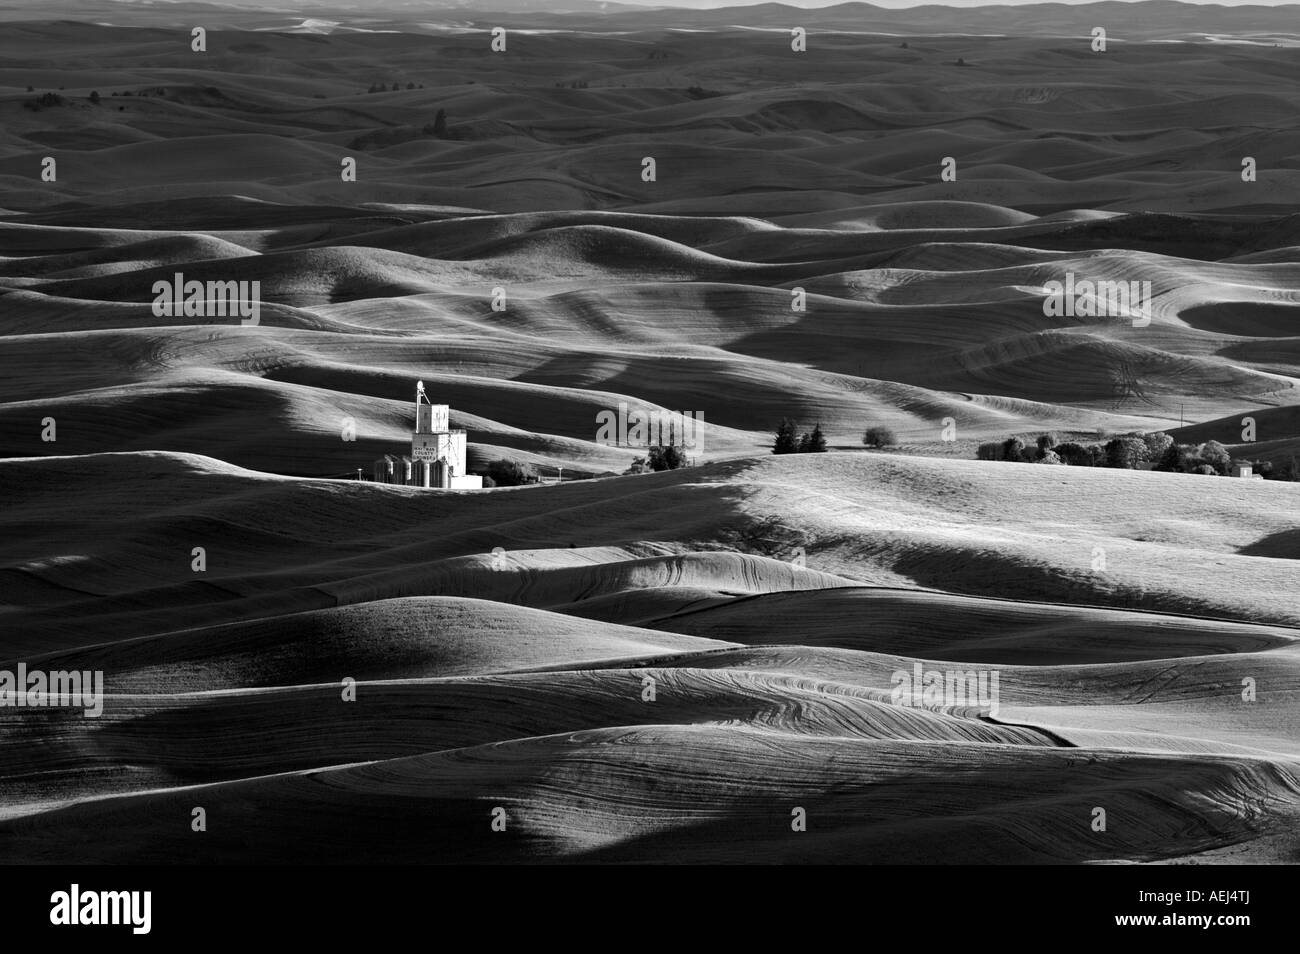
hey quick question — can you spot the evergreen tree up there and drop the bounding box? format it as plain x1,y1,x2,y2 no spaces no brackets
773,418,798,455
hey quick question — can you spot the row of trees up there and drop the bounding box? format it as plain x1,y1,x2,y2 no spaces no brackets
773,419,827,454
24,87,169,110
484,441,692,485
978,431,1299,479
348,109,453,150
367,82,425,92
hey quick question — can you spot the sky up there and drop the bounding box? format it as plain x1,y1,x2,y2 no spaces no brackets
606,0,1300,6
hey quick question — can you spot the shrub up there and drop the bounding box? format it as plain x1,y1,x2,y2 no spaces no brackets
1037,450,1063,465
976,441,1003,461
1001,436,1026,462
485,459,536,487
1053,442,1091,466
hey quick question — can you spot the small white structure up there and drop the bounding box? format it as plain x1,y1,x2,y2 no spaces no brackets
372,382,482,490
1234,463,1264,480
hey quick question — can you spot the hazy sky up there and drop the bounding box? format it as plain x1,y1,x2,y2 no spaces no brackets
609,0,1300,6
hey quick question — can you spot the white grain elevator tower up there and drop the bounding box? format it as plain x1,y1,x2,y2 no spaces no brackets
410,380,481,489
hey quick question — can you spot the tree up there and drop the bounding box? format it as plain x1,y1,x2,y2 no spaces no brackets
976,441,1002,461
806,424,827,453
1198,440,1231,475
863,425,896,448
773,418,798,455
1036,433,1059,453
391,82,400,92
1176,444,1202,473
432,108,447,138
1105,436,1147,469
796,432,811,453
26,85,33,92
1002,436,1026,462
1050,442,1087,466
646,445,687,471
1153,441,1183,472
1143,431,1174,462
406,82,415,90
88,90,100,104
1036,450,1063,465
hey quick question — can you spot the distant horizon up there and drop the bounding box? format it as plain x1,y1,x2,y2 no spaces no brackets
609,0,1300,8
13,0,1300,8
